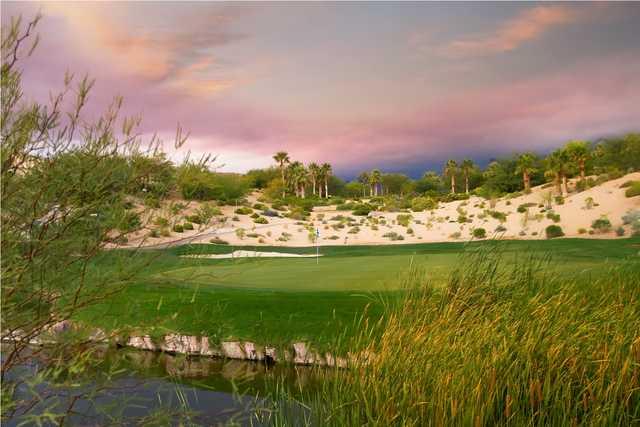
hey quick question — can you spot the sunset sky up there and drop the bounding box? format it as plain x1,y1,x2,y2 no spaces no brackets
3,2,640,177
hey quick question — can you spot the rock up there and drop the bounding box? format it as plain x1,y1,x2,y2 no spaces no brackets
243,342,264,361
127,335,156,351
49,320,74,334
161,334,201,354
265,346,277,363
201,337,221,357
221,341,245,359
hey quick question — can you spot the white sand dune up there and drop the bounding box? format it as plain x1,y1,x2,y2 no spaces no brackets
122,172,640,248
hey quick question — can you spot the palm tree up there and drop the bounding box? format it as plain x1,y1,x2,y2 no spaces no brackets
286,161,303,197
515,153,537,193
444,160,458,194
370,169,382,196
565,140,590,182
273,151,289,198
320,163,332,198
357,172,370,197
460,159,474,194
308,162,320,196
546,150,570,195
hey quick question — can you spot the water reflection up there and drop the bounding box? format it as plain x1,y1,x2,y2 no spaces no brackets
3,345,333,426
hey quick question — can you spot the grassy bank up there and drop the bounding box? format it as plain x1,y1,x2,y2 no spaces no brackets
74,238,640,348
262,247,640,425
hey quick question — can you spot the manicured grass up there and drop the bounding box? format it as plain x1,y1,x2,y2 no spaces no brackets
75,237,640,347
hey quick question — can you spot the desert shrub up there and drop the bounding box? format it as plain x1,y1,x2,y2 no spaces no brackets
326,235,340,240
545,224,564,239
144,196,161,208
182,222,194,231
235,228,246,239
457,215,468,224
622,209,640,232
578,228,587,234
253,203,266,210
336,202,359,211
495,225,507,232
250,212,260,219
271,202,287,211
619,180,635,188
485,210,507,222
574,180,587,192
148,229,159,238
472,228,486,239
262,209,279,217
517,203,537,213
531,231,538,236
584,197,595,210
411,197,437,212
209,237,229,245
382,232,404,241
546,212,561,223
615,227,625,236
254,217,268,224
286,207,309,220
160,227,171,237
235,207,253,215
554,195,565,205
154,216,169,227
625,181,640,197
353,204,373,216
172,224,184,233
348,226,360,234
449,232,461,239
118,211,141,232
186,214,202,224
518,230,526,236
396,214,412,227
591,217,612,233
277,232,292,242
232,216,240,221
406,228,414,235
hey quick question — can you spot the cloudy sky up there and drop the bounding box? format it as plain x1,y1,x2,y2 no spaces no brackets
3,2,640,177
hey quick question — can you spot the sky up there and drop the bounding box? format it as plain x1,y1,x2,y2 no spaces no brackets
3,1,640,178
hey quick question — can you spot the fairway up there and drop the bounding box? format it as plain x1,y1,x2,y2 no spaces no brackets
75,238,640,347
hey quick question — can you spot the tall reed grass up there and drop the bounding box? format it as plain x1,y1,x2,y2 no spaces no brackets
260,246,640,426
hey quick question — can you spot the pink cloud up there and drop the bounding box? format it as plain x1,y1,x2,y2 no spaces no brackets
442,5,576,58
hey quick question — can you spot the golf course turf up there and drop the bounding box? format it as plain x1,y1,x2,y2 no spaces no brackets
75,237,640,348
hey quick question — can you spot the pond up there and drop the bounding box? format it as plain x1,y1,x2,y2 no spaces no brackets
2,345,331,426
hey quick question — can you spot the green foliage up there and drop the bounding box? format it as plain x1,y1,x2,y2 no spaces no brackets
546,212,561,223
485,210,507,222
234,207,253,215
625,181,640,197
545,224,564,239
172,224,184,233
382,232,404,241
591,217,612,233
396,214,412,227
517,202,537,213
472,228,486,239
253,217,268,224
209,237,229,245
177,163,249,201
182,222,194,231
245,167,279,189
352,204,373,216
615,226,625,236
411,196,438,212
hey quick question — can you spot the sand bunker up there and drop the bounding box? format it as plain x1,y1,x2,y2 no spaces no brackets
183,250,322,259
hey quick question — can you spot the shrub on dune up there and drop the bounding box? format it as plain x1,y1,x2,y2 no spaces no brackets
545,224,564,239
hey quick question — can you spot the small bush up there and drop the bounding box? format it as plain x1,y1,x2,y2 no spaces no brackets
449,232,461,239
578,228,587,234
326,235,340,240
209,237,229,245
396,214,412,227
625,181,640,197
183,222,194,231
234,207,253,215
148,229,159,238
232,216,240,221
517,203,537,213
235,228,245,239
262,209,279,217
247,233,260,238
254,217,268,224
353,204,374,216
348,226,360,234
615,226,625,236
472,228,486,239
250,212,260,219
406,228,414,235
485,210,507,222
382,232,404,241
495,225,507,233
591,217,612,233
546,212,561,223
172,224,184,233
253,203,266,210
545,225,564,239
154,216,169,227
584,197,595,210
554,195,565,205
